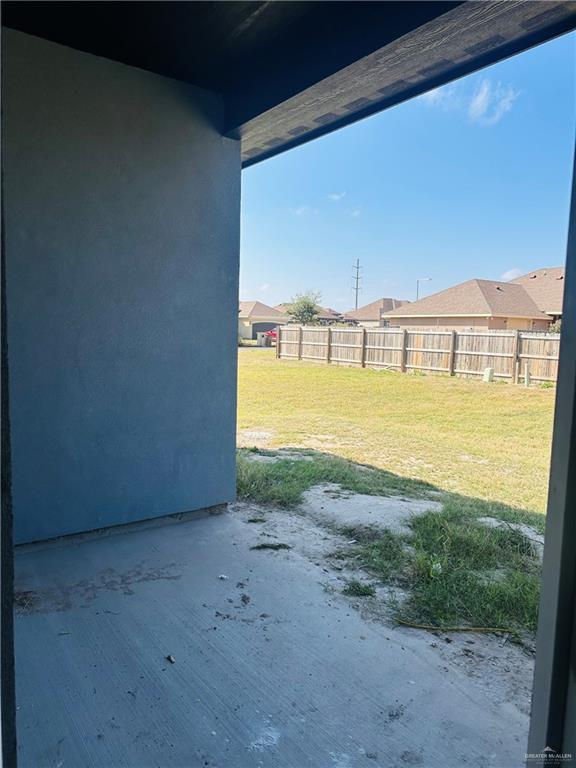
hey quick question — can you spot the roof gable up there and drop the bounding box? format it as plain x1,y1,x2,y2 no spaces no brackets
511,267,565,314
345,297,409,321
239,301,285,318
316,306,343,320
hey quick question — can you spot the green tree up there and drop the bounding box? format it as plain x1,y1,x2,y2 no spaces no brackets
286,291,322,325
549,318,561,333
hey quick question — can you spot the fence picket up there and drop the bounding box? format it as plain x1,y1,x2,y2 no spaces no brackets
276,326,560,383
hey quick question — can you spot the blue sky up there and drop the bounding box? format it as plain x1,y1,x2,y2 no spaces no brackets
240,31,575,311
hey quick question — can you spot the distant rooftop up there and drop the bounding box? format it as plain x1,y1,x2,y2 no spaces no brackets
316,306,343,321
239,301,285,318
345,297,410,322
511,267,565,315
275,304,343,320
383,279,549,320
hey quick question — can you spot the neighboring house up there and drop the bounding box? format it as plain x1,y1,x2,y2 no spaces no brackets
275,303,345,324
239,301,287,339
317,306,345,324
345,297,410,327
382,279,552,331
511,267,564,322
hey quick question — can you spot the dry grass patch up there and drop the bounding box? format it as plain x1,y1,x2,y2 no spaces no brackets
237,348,554,513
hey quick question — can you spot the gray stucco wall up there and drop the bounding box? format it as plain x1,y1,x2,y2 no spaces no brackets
2,30,241,544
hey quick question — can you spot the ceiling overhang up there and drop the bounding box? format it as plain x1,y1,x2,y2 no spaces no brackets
2,1,575,167
235,1,576,166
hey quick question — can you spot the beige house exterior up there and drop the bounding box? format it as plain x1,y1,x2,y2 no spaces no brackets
382,279,552,331
238,301,287,339
344,297,410,327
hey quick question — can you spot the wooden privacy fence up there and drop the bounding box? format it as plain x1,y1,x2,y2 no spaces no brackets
276,326,560,383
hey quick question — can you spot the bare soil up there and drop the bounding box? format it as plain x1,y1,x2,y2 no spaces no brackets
229,485,535,722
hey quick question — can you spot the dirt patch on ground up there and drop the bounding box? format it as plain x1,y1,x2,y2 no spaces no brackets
300,483,442,535
229,486,535,723
238,429,275,447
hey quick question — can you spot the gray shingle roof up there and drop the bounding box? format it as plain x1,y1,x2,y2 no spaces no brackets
383,279,549,319
239,301,285,318
345,297,409,321
512,267,564,315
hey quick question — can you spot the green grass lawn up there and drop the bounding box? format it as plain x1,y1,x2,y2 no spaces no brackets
237,348,556,514
236,449,544,634
238,449,544,639
237,349,554,634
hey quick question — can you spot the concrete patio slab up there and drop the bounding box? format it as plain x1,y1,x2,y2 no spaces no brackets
15,510,530,768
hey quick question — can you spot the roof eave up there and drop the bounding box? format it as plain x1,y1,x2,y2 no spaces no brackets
383,313,550,320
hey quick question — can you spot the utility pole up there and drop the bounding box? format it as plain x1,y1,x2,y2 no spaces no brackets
352,259,362,309
416,277,431,301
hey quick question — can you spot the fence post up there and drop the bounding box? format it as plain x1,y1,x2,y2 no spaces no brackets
276,326,281,358
512,330,520,384
298,326,303,360
361,327,367,367
326,326,331,364
400,329,407,372
448,330,456,375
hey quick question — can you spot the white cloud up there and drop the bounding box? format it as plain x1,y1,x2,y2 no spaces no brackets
469,79,491,121
350,208,362,218
328,192,346,201
259,283,271,292
469,78,520,125
500,268,524,281
419,84,458,109
420,77,520,126
289,205,317,216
